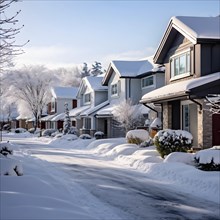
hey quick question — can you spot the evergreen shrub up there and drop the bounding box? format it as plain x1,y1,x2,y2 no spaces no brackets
154,129,193,158
194,148,220,171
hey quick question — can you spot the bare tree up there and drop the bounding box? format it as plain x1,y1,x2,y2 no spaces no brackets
6,65,53,130
112,99,145,133
0,0,28,71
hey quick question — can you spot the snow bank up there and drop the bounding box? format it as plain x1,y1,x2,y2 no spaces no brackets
0,157,23,176
105,143,137,158
164,152,195,165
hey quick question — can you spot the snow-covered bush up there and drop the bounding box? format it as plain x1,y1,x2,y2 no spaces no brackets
0,157,23,176
94,131,104,139
154,129,193,158
68,126,79,136
28,127,41,134
139,137,154,148
0,141,13,156
42,129,58,137
79,134,92,139
0,141,23,176
60,134,78,141
14,128,27,133
194,146,220,171
126,129,149,145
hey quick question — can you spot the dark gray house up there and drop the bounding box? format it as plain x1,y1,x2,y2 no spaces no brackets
140,16,220,148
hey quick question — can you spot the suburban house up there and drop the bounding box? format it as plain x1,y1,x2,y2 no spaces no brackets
95,58,165,138
69,76,108,136
41,86,78,130
140,16,220,148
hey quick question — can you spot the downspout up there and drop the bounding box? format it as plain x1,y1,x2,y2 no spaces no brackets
143,103,159,117
188,95,202,112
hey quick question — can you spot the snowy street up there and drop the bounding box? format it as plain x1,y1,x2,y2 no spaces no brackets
2,135,219,220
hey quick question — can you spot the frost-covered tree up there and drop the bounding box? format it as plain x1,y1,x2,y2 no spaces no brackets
53,66,81,87
6,65,53,130
206,94,220,114
63,103,71,135
112,99,145,133
90,61,103,76
81,63,90,78
0,0,28,71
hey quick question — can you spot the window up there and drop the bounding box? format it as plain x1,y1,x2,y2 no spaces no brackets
84,118,91,129
141,76,154,88
111,83,118,96
170,51,190,79
84,93,91,104
182,105,190,132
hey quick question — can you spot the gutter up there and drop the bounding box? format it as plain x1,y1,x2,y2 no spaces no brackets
188,95,202,111
143,103,159,117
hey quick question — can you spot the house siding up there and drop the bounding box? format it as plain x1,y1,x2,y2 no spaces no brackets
95,91,108,106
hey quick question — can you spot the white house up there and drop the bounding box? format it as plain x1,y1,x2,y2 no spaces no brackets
41,86,78,130
69,76,108,136
96,57,165,138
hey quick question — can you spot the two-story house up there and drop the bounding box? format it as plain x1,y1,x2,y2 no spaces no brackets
41,86,78,130
140,16,220,148
96,58,165,138
69,76,108,136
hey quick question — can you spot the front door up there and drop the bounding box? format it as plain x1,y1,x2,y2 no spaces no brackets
212,114,220,146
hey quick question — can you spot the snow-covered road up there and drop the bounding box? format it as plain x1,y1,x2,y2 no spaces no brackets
14,139,220,220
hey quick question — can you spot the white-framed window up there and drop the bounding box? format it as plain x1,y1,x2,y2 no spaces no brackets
141,75,154,88
111,83,118,96
170,50,190,80
84,93,91,104
84,118,91,129
182,104,190,132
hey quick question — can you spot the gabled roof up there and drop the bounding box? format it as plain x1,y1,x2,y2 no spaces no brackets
102,57,164,86
77,76,107,97
140,72,220,103
154,16,220,64
51,86,78,99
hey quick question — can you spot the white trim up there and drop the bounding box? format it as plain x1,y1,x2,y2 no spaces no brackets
170,49,191,81
141,75,155,89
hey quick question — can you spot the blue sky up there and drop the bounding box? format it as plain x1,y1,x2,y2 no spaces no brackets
10,0,219,69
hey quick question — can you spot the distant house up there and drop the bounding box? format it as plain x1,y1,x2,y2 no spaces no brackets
96,58,165,138
41,86,78,130
140,16,220,148
69,76,108,136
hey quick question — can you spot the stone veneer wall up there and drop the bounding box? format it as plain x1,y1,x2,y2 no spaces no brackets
194,99,212,148
202,100,213,148
162,102,169,129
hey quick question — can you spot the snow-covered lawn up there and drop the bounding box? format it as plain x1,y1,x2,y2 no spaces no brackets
1,132,219,219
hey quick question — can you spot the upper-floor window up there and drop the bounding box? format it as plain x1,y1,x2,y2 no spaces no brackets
111,83,118,96
84,93,91,104
141,76,154,88
170,51,190,79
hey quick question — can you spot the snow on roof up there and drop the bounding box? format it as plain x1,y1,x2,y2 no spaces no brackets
85,76,108,91
80,101,109,117
111,57,160,78
172,16,220,41
96,104,114,117
69,106,90,117
51,113,65,121
40,114,57,121
141,72,220,103
51,86,78,99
